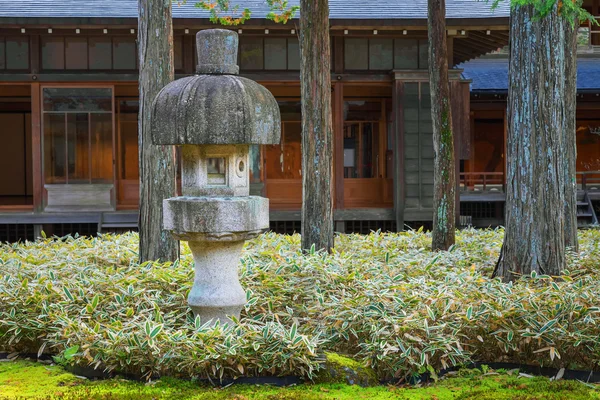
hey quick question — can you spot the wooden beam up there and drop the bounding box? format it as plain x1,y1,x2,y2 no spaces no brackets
392,80,404,231
0,72,394,84
0,17,510,30
334,208,394,221
30,82,42,213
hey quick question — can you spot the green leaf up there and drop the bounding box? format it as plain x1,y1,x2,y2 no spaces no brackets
149,324,163,339
539,319,557,334
63,345,79,361
91,294,99,310
290,323,297,340
63,287,74,302
466,306,473,320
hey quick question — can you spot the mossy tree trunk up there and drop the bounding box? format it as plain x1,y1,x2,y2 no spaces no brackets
138,0,179,262
493,4,567,281
299,0,334,252
564,19,578,252
427,0,456,251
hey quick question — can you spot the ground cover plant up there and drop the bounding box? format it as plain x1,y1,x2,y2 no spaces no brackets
2,360,599,399
1,229,600,382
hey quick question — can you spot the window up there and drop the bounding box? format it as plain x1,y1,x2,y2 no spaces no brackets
403,82,433,209
265,38,287,70
89,37,112,70
0,37,29,70
344,38,429,71
207,158,226,184
40,36,137,71
240,37,263,70
369,38,393,70
394,39,418,69
287,37,300,70
344,38,369,70
343,101,383,178
66,37,88,70
238,36,300,71
113,37,136,70
43,88,113,184
42,37,65,70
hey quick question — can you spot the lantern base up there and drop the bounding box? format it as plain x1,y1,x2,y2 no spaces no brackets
163,196,269,325
187,240,247,325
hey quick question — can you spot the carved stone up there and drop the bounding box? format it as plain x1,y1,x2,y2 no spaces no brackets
151,29,281,325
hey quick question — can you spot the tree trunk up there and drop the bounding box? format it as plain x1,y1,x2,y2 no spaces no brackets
138,0,178,262
493,4,566,281
564,19,578,252
427,0,456,251
299,0,334,252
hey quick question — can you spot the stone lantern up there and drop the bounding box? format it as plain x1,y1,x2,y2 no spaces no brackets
151,29,281,324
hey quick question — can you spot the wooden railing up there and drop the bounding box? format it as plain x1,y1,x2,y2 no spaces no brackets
459,172,505,193
577,171,600,191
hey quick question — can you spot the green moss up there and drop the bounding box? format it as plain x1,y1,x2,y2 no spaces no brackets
1,361,600,400
314,352,378,386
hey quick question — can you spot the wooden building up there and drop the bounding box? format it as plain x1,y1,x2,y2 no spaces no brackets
461,51,600,227
0,0,597,241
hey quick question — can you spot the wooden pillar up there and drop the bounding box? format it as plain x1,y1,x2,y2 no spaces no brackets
503,108,507,186
447,36,454,68
31,83,42,213
334,82,344,209
469,110,475,189
392,80,404,231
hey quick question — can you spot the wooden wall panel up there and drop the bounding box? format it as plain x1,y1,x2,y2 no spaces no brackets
450,80,471,160
343,178,393,208
0,114,26,196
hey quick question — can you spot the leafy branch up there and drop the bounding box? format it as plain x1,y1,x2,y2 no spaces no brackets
488,0,597,26
176,0,299,26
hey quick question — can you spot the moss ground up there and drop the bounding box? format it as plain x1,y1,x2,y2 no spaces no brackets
1,360,599,400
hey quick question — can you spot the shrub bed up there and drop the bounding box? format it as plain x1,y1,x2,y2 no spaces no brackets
1,229,600,381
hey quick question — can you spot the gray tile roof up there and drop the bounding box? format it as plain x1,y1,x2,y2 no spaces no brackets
460,56,600,91
0,0,510,20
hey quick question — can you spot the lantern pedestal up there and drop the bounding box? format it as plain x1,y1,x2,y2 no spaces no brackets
163,196,269,324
